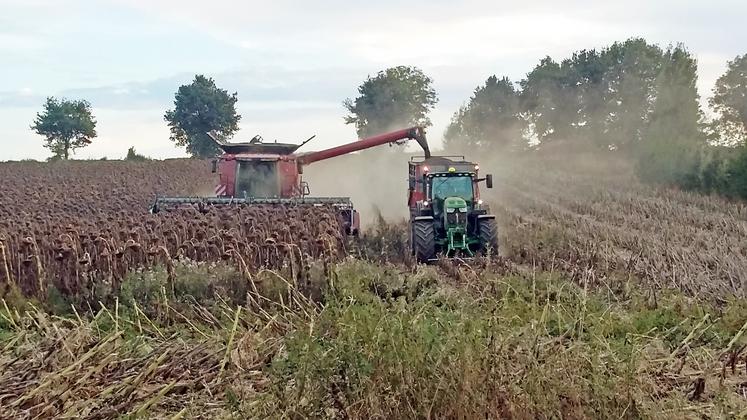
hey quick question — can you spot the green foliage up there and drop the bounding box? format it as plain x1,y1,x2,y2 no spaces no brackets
561,48,610,146
249,261,745,418
723,145,747,198
519,39,664,151
30,97,97,160
633,47,747,200
119,263,248,311
636,45,706,186
513,42,747,200
443,41,746,201
602,39,664,151
444,75,524,152
520,56,571,142
710,54,747,145
3,259,745,417
164,75,241,158
344,66,437,138
124,146,149,161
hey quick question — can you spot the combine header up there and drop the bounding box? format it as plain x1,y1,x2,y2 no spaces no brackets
151,127,430,235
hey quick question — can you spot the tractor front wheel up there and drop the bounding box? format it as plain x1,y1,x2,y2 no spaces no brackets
478,218,499,256
412,220,436,263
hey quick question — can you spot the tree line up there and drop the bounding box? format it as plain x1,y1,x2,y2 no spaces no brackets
29,38,747,198
440,39,747,198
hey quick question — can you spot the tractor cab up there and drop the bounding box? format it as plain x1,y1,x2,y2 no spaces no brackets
408,156,491,213
430,171,475,212
234,159,280,197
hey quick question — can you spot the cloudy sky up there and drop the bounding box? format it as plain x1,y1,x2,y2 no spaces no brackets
1,0,745,160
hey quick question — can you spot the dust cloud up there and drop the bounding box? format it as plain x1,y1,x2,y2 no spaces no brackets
302,148,413,227
301,140,511,228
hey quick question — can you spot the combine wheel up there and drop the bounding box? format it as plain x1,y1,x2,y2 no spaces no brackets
412,220,436,263
478,218,499,256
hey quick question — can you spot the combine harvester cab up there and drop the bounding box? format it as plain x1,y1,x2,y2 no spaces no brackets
407,155,499,262
151,127,430,236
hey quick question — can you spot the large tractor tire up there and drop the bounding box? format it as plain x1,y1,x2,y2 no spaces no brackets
412,220,436,263
478,218,499,256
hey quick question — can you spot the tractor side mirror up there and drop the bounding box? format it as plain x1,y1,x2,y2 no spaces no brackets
485,174,493,189
301,181,311,197
211,159,218,173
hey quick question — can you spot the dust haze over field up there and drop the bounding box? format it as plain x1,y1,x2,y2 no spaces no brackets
303,148,414,224
302,141,511,227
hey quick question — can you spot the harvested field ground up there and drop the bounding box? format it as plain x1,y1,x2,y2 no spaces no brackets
1,155,746,419
492,154,747,300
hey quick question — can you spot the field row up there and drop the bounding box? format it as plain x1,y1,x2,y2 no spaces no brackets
0,160,345,303
490,155,746,300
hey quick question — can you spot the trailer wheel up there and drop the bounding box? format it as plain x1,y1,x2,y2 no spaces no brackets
478,218,499,256
412,220,436,263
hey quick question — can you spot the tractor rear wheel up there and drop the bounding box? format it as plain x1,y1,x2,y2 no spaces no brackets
412,220,436,263
478,218,499,256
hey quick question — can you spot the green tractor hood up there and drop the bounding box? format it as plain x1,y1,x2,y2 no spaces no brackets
442,196,473,256
443,196,468,213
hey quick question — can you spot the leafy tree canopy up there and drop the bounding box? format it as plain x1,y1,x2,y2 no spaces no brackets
30,97,97,160
519,39,665,151
164,75,241,158
344,66,438,138
602,39,663,150
637,45,705,185
125,146,149,161
445,76,524,152
710,54,747,145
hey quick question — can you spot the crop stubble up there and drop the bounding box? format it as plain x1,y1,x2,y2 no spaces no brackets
0,160,346,302
492,155,747,300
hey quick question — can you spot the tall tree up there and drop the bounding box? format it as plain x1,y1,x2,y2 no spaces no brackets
344,66,437,138
602,39,663,151
710,54,747,145
638,45,704,185
520,57,577,143
444,76,524,152
164,75,241,158
568,49,610,147
30,97,97,160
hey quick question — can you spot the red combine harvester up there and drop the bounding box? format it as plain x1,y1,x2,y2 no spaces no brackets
151,127,431,235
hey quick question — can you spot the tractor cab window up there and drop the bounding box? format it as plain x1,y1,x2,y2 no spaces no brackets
431,175,473,201
235,161,279,197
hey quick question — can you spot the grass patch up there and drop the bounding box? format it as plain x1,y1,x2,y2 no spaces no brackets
1,260,745,419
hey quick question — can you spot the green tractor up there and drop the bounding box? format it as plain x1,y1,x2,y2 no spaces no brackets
408,156,499,262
